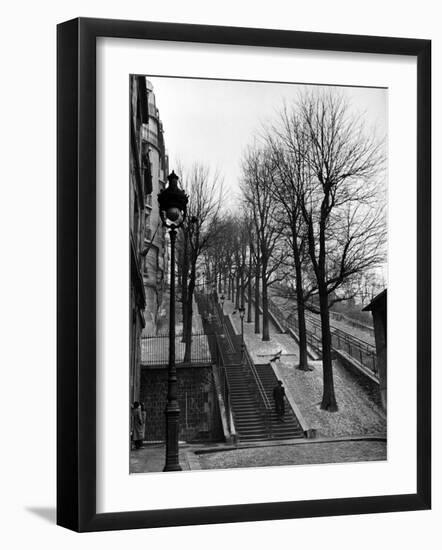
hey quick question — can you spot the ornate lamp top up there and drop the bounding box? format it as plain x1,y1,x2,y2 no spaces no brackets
157,171,188,227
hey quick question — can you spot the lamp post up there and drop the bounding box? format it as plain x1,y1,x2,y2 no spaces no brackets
239,306,245,362
158,171,188,472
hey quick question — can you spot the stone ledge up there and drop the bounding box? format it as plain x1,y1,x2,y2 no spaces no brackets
286,327,321,361
270,360,318,439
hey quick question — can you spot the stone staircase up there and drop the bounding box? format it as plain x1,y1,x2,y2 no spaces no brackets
255,364,304,440
224,364,269,442
196,292,304,443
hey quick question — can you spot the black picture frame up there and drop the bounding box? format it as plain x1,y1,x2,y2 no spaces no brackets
57,17,431,532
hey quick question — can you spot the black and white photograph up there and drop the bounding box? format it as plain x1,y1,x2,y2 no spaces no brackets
0,0,435,544
129,75,388,473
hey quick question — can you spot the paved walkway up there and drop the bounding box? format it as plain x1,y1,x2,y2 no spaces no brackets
130,437,386,473
196,439,386,470
224,298,386,439
130,443,193,473
225,300,300,364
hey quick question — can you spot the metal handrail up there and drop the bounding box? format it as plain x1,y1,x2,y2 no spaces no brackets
305,311,375,351
199,291,273,437
243,346,272,411
242,346,273,439
214,336,236,436
268,293,375,352
266,293,378,376
222,313,272,413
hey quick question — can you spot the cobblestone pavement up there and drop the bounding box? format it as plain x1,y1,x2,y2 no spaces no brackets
197,440,387,470
225,299,386,439
130,443,192,473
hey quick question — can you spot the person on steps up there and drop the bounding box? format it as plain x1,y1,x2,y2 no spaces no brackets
273,380,286,421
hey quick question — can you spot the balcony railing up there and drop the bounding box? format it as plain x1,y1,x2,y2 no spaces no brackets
141,125,148,142
141,331,213,365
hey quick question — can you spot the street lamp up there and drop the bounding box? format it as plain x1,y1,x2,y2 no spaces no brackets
239,306,245,362
220,294,225,313
158,171,188,472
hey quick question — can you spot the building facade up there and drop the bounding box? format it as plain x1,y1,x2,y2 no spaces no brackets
130,76,170,402
363,289,387,411
142,80,169,333
129,75,150,402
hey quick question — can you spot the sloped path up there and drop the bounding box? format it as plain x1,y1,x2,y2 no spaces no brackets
225,299,386,439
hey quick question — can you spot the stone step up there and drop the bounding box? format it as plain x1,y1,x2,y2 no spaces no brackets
236,424,267,431
234,416,265,426
235,425,267,432
230,399,257,410
271,423,303,430
236,429,268,436
229,395,256,401
238,438,269,443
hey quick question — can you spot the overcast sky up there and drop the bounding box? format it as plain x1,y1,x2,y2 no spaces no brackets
145,75,387,210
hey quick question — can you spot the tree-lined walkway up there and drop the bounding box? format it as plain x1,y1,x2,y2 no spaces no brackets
224,298,386,439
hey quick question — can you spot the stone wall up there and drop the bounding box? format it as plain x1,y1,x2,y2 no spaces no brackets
140,364,223,442
335,352,383,409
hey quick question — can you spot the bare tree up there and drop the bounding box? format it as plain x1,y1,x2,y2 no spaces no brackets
353,270,386,308
285,90,386,411
178,164,224,362
241,146,285,341
264,129,314,370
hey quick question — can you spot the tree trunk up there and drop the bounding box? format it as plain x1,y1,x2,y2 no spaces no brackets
181,239,189,337
181,269,189,341
296,294,309,370
292,237,308,370
247,256,252,323
235,274,240,309
254,263,260,334
183,261,196,363
319,285,337,411
240,268,245,309
261,269,270,341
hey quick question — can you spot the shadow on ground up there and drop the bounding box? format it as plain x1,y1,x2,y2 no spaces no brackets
26,506,56,524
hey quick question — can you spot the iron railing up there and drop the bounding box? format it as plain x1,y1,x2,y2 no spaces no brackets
243,345,273,422
267,294,378,377
141,331,212,365
213,336,235,436
222,315,273,438
304,312,378,376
